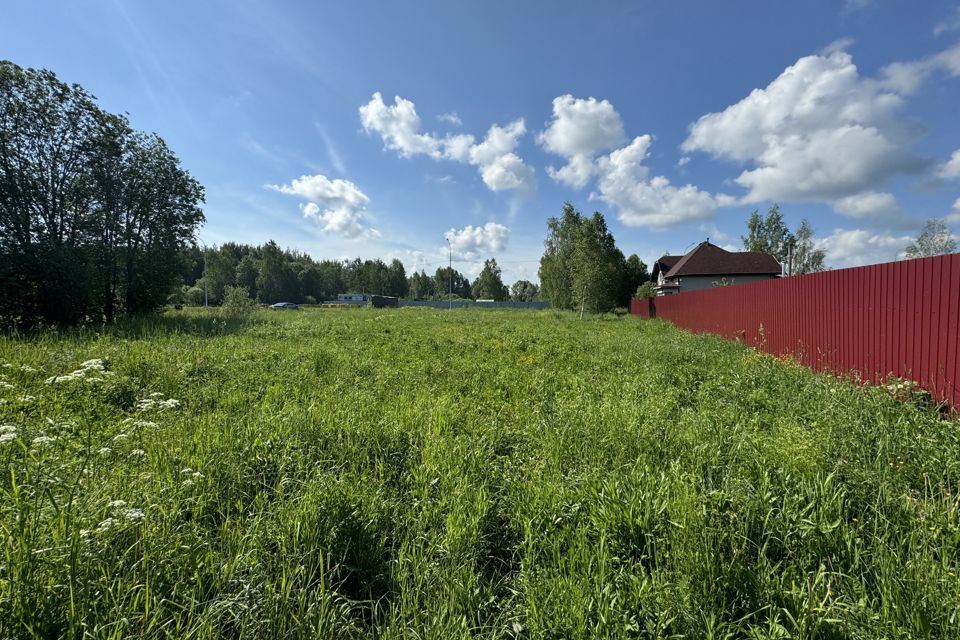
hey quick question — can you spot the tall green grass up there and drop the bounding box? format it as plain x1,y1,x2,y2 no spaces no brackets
1,308,958,638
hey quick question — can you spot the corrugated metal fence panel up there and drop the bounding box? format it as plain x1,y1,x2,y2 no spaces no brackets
629,298,653,318
630,254,960,407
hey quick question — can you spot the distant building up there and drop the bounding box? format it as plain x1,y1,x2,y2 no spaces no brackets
652,241,780,296
336,293,370,304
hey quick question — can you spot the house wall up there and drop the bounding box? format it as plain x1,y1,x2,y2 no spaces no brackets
676,274,777,293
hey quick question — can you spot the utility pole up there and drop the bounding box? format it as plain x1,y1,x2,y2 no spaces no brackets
446,237,453,310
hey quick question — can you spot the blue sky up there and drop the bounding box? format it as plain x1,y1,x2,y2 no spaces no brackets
4,0,960,283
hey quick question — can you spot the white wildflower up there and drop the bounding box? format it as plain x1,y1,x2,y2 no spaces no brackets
136,395,180,412
180,467,193,474
31,435,54,446
0,381,13,390
95,517,116,533
19,365,38,373
0,433,17,444
181,479,194,488
130,449,146,457
0,425,16,434
149,392,164,398
80,359,105,371
108,499,127,509
113,433,128,442
97,447,111,456
192,471,203,479
17,395,35,403
122,508,144,522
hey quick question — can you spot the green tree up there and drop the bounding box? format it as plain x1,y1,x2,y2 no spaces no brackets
743,205,827,275
538,202,581,310
256,241,297,303
635,281,656,299
221,285,257,320
0,61,204,326
572,212,625,314
904,219,957,259
790,218,826,275
538,203,627,313
386,259,408,297
621,254,649,305
235,254,259,299
472,259,509,300
408,270,436,299
742,204,791,263
203,246,239,304
434,267,470,299
510,280,540,301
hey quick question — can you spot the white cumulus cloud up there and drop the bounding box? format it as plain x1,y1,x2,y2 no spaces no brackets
815,228,911,268
680,48,960,203
535,95,725,228
591,135,724,228
539,95,626,188
831,191,913,229
359,92,534,192
444,222,509,259
438,112,462,126
940,149,960,180
947,198,960,224
269,174,379,239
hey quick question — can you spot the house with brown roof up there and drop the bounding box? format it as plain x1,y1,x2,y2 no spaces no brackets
652,241,780,296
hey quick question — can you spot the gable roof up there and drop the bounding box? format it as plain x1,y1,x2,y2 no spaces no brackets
664,242,780,278
651,255,683,280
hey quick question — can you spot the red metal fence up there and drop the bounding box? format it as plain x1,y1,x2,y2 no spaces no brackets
630,254,960,407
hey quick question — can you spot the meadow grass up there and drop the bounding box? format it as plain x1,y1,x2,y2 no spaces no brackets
1,308,958,639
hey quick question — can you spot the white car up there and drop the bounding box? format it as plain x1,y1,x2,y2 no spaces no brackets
269,302,299,310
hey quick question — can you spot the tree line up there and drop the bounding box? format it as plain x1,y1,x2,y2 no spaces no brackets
177,243,539,305
0,60,204,327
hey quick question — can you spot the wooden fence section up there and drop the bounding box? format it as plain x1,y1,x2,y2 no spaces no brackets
630,254,960,407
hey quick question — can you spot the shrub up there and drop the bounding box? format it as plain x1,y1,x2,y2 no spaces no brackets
635,281,656,299
221,285,256,319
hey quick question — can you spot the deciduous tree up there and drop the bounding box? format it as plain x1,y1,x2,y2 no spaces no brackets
904,218,957,258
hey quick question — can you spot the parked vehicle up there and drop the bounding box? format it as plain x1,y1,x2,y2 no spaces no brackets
269,302,299,310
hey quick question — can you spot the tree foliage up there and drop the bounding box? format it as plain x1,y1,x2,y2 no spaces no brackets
0,60,204,326
635,281,656,299
510,280,540,302
538,202,633,313
472,259,509,301
742,204,791,262
177,242,411,305
434,267,471,299
742,204,825,275
220,285,256,320
791,218,826,275
904,218,957,259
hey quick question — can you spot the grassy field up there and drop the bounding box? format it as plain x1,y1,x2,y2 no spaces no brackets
1,308,959,639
